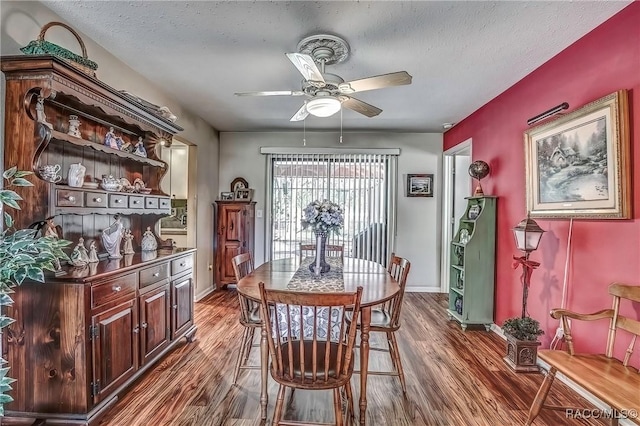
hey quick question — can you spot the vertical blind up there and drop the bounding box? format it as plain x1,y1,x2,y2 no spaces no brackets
264,150,398,266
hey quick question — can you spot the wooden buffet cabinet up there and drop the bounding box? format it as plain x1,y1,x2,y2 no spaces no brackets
214,200,255,288
1,55,196,424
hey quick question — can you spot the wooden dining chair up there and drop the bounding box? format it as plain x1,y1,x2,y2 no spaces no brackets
299,242,345,263
351,254,411,394
258,282,363,426
231,252,261,384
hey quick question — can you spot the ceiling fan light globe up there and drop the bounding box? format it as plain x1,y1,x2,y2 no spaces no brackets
306,96,341,117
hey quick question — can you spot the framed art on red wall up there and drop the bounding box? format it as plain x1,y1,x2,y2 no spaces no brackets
524,90,631,219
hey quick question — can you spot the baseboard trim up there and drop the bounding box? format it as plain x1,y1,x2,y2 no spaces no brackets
490,326,634,426
406,285,441,293
194,285,216,302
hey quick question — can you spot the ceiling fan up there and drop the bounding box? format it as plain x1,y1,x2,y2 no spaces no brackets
235,34,412,121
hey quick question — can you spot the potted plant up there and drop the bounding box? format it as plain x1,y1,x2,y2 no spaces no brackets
0,167,70,415
502,216,545,373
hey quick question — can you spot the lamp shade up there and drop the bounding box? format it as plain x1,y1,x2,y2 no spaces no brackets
306,96,341,117
512,216,545,252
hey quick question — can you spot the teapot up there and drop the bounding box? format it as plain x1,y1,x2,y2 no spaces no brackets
101,174,123,192
67,163,86,188
38,164,62,183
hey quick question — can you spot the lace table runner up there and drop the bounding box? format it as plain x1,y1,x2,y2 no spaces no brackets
286,257,344,292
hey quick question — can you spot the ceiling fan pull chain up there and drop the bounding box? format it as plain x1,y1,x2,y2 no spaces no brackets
340,108,343,144
303,118,307,146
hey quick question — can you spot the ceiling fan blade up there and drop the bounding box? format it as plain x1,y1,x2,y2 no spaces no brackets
290,104,309,122
341,97,382,118
286,53,325,84
235,90,304,97
340,71,412,93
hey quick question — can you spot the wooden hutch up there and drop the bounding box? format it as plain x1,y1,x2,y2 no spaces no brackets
1,55,196,424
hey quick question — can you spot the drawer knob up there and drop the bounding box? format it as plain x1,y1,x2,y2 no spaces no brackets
133,326,140,334
93,197,102,203
180,263,186,267
141,322,148,329
133,200,140,204
65,195,76,202
153,272,160,277
115,199,122,203
112,285,122,292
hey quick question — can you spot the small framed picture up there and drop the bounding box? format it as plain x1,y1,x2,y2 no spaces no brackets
234,188,253,201
407,174,434,197
220,191,234,200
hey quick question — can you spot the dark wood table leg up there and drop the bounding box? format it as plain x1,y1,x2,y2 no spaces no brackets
260,321,269,421
359,306,371,425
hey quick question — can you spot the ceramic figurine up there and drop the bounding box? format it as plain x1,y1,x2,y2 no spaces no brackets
67,163,86,188
67,115,82,138
133,137,147,157
122,228,135,255
115,136,125,150
36,95,52,129
141,226,158,251
102,215,124,259
69,237,89,267
104,127,119,150
88,240,99,263
42,217,60,239
120,139,133,153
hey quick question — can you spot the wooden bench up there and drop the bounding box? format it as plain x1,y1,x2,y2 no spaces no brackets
526,283,640,426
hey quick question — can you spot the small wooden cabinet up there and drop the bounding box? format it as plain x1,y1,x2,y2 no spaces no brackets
214,201,255,287
447,196,497,330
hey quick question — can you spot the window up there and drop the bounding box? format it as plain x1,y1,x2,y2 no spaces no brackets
265,150,398,265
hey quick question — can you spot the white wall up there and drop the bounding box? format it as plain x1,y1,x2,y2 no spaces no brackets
1,1,219,299
219,131,443,291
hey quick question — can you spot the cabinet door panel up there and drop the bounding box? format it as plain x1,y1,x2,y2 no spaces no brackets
221,244,242,282
171,276,193,340
140,284,170,365
91,299,138,404
223,207,244,242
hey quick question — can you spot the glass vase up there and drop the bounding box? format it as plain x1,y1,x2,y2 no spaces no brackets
309,231,331,274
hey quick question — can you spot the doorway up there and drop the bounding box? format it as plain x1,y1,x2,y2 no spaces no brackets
440,139,472,292
158,139,196,250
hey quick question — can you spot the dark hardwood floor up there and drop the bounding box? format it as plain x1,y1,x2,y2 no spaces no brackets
93,291,604,426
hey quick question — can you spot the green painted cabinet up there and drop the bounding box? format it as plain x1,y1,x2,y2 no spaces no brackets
447,196,497,330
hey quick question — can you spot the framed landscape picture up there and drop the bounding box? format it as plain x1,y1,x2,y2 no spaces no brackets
407,174,434,197
524,90,630,219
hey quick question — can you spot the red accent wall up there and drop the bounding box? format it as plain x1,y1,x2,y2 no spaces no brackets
444,3,640,362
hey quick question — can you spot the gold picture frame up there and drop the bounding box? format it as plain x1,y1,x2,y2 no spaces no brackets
524,90,631,219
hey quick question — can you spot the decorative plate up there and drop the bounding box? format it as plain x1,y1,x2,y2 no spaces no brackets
468,205,482,220
231,177,248,192
459,229,470,245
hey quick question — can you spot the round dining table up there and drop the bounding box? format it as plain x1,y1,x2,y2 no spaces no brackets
237,257,400,425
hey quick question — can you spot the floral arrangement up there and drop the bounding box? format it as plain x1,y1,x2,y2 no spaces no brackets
301,199,344,235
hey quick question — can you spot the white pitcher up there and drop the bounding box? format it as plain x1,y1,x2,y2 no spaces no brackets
68,163,86,188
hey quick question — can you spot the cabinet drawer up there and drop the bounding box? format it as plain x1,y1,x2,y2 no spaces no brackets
85,192,107,208
129,195,145,209
171,254,193,276
140,262,170,288
109,194,128,208
91,272,137,308
145,197,159,209
56,189,84,207
159,197,171,210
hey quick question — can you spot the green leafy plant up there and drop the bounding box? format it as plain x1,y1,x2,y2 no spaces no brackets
0,167,70,415
502,316,545,341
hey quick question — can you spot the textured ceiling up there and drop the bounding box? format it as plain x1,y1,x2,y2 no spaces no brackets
41,1,630,132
